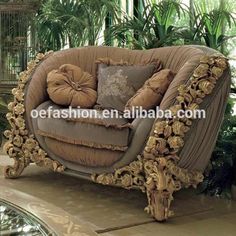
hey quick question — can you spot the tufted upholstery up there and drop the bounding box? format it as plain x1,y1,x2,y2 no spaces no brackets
47,64,97,108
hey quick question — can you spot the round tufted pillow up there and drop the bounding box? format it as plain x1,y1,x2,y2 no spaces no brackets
47,64,97,108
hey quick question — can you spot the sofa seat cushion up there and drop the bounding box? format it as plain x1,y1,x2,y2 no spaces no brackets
47,64,97,108
35,101,132,151
44,137,123,167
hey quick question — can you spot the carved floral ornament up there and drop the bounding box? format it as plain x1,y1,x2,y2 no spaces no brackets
3,51,65,178
92,54,229,220
3,51,228,221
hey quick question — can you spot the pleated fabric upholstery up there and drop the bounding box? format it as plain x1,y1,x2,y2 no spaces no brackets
44,137,123,167
24,46,231,172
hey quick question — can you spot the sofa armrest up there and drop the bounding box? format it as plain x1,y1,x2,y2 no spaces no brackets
144,47,231,172
24,48,83,133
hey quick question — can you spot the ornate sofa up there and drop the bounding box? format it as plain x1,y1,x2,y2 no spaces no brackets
3,45,231,221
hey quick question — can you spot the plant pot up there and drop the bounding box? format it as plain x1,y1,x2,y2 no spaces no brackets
232,184,236,200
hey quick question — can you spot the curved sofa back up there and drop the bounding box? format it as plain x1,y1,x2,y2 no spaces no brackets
24,46,231,172
25,45,204,132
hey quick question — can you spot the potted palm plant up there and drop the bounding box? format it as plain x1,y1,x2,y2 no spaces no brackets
36,0,120,51
107,0,185,49
178,0,236,54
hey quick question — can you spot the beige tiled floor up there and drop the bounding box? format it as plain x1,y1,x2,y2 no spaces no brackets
1,154,236,236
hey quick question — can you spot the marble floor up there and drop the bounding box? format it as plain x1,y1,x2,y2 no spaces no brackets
1,153,236,236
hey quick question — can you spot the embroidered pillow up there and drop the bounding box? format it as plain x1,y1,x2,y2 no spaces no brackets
96,58,162,111
47,64,97,108
125,69,174,111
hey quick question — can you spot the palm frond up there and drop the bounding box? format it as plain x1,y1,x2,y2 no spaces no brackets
108,0,185,49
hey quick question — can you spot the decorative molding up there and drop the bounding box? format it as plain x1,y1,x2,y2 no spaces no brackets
91,155,146,192
3,51,65,178
92,54,228,221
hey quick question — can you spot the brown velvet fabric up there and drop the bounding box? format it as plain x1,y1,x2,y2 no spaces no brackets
25,46,205,134
66,116,133,129
35,101,131,151
178,66,231,171
45,137,122,167
24,46,231,172
37,130,128,152
125,69,174,111
95,57,162,71
47,64,97,108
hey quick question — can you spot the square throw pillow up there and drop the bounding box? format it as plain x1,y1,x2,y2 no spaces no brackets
125,69,175,111
96,58,162,111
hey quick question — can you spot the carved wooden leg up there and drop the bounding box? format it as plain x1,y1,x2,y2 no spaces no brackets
3,141,30,179
145,189,174,221
143,159,179,221
4,156,29,179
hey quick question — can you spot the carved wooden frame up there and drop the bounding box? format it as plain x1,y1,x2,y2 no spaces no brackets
3,51,228,221
3,52,65,179
92,54,228,221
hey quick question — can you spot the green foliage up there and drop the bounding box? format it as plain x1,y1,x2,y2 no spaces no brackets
179,1,236,53
199,98,236,198
36,0,120,51
107,0,186,49
36,0,236,53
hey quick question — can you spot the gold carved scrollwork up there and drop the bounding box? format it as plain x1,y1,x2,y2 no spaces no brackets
3,51,228,221
92,156,146,192
3,52,65,178
92,54,228,221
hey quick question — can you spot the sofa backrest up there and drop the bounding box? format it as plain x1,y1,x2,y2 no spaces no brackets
25,45,204,130
24,46,231,172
